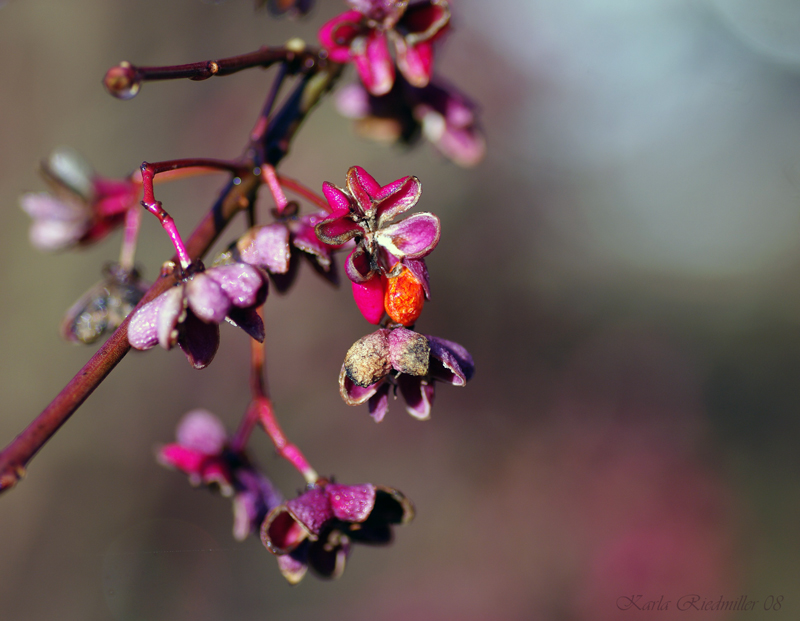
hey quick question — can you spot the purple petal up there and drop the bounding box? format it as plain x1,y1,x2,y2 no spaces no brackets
307,532,349,579
128,290,174,350
427,335,474,385
237,224,291,274
368,382,392,422
157,286,187,350
226,306,265,342
377,212,440,260
404,258,431,299
398,374,434,420
291,216,335,271
286,487,334,536
176,409,227,454
374,176,422,226
186,273,230,323
206,263,268,308
344,245,374,283
327,483,376,523
179,312,220,369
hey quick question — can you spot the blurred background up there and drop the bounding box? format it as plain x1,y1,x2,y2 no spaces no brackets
2,0,800,619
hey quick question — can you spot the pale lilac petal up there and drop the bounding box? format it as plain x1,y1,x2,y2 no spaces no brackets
376,212,440,259
20,192,85,220
28,218,88,251
179,312,220,369
335,83,371,119
238,224,291,274
42,147,95,199
175,409,227,454
128,290,175,350
276,553,308,585
157,286,187,350
327,483,376,523
351,276,385,324
186,273,230,323
206,263,267,308
352,31,395,96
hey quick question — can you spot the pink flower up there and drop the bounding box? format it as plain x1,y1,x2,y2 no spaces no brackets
19,147,140,251
127,262,269,369
339,326,474,421
158,409,283,541
315,166,439,324
261,479,413,583
61,263,150,344
235,203,341,292
319,0,450,96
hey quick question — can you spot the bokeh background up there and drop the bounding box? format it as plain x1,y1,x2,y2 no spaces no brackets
2,0,800,619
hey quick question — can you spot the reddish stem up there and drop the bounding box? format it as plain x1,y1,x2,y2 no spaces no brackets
231,308,318,485
0,61,342,494
140,160,247,269
278,173,331,213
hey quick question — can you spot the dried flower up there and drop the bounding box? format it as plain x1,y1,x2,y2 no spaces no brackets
19,147,140,250
62,263,149,345
340,326,474,421
336,76,486,167
319,0,450,95
315,166,439,324
158,410,283,541
261,479,413,583
256,0,315,17
127,262,269,369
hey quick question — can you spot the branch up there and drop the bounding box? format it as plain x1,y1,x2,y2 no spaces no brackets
0,62,342,493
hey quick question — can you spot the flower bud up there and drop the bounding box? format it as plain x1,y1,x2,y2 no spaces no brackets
104,62,141,100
